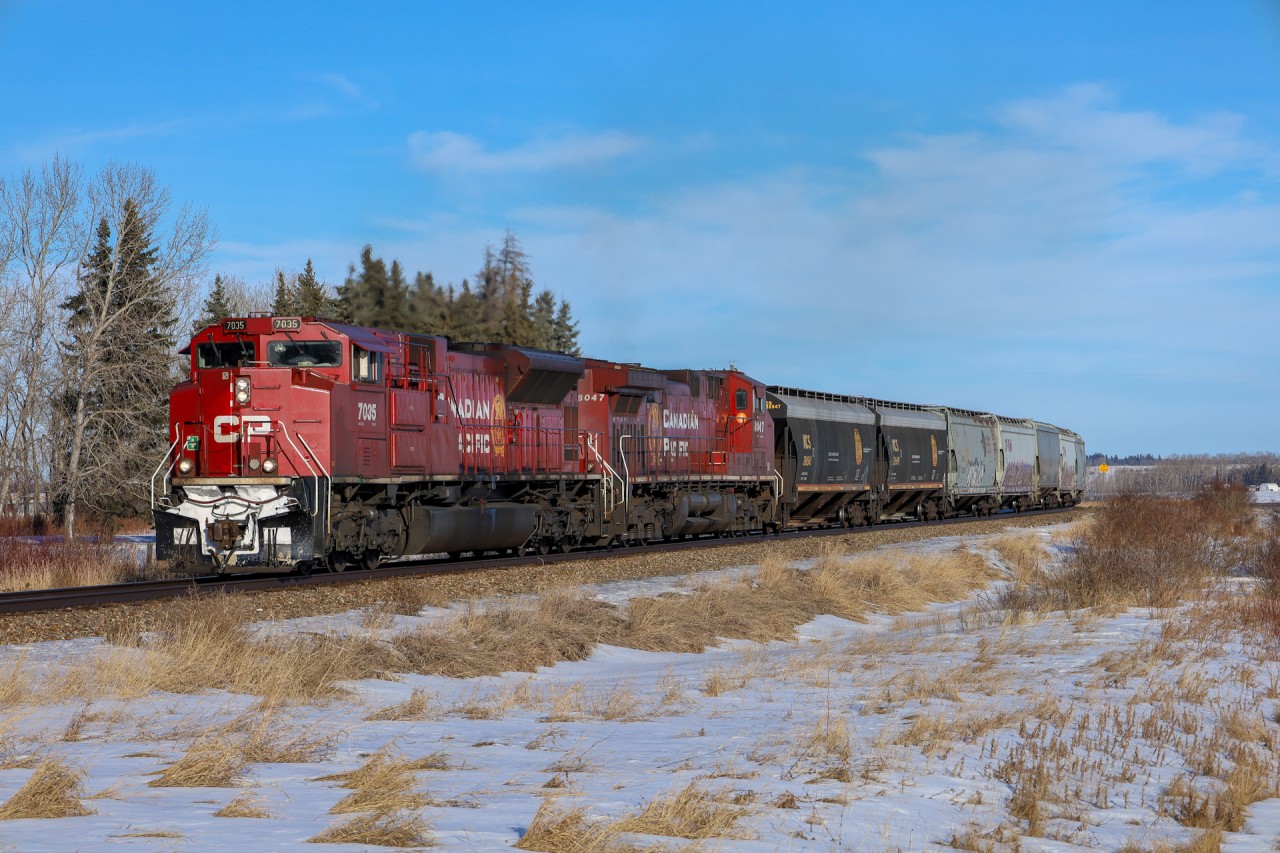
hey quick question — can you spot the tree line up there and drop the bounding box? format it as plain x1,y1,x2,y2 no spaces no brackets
193,232,579,354
0,157,579,534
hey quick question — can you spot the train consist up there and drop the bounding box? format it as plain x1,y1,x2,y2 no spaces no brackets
154,316,1084,573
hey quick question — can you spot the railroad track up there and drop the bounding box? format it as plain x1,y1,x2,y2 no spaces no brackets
0,508,1076,616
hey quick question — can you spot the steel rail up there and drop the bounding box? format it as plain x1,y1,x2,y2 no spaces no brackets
0,507,1076,616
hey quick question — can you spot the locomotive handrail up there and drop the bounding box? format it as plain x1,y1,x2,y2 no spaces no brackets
278,427,322,518
295,431,329,522
582,432,622,519
617,435,634,517
150,432,183,511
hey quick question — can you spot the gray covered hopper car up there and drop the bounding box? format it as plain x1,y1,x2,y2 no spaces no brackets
944,409,1001,516
767,386,1083,528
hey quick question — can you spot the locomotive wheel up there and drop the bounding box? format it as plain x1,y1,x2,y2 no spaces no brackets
362,550,381,571
537,540,552,556
327,553,350,573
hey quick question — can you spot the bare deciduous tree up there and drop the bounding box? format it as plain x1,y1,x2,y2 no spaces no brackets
0,156,86,518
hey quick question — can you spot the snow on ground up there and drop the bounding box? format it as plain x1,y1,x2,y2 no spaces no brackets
0,525,1277,851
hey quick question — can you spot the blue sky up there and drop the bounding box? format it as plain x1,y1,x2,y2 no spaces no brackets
4,2,1280,456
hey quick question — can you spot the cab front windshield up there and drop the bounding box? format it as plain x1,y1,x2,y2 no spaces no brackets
197,341,255,368
267,340,343,368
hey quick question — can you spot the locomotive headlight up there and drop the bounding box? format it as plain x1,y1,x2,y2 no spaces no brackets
234,377,251,404
261,457,278,474
177,457,194,474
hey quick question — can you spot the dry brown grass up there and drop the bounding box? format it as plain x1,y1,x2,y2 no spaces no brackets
366,688,434,721
376,576,449,615
1160,748,1276,834
895,707,1019,756
990,533,1048,583
0,656,31,707
0,758,93,819
392,591,623,678
58,591,405,705
149,735,244,787
611,781,750,840
309,744,439,846
14,541,1002,709
235,712,339,764
214,791,273,818
317,745,444,815
1002,486,1256,615
1117,830,1222,853
0,540,149,592
618,545,995,657
307,809,433,847
515,803,625,852
800,705,852,764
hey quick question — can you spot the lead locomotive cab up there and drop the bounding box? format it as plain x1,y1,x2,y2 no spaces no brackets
154,315,356,572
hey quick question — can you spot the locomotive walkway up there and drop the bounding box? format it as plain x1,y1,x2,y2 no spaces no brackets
0,508,1077,617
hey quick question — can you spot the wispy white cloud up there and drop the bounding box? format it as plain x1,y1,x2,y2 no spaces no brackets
12,119,190,161
407,130,645,174
308,72,362,99
997,84,1268,176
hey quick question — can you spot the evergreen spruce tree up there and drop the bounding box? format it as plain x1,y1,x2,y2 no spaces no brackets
532,290,557,350
271,270,297,315
59,198,178,520
113,198,175,472
385,259,412,329
333,231,580,352
500,278,539,347
474,245,504,339
193,274,235,332
62,217,113,339
410,271,448,334
335,261,361,323
336,245,411,328
552,299,580,355
450,280,484,340
294,258,333,317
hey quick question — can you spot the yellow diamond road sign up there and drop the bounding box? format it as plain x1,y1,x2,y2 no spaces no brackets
1099,463,1109,473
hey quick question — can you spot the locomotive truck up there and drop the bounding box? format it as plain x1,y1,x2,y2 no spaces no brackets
154,316,1083,573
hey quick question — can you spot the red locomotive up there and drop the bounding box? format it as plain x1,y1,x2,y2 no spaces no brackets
155,316,778,572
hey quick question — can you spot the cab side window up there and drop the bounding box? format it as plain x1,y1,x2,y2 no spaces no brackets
734,388,748,411
352,346,383,383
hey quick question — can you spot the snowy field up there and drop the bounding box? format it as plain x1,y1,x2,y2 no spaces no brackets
0,523,1277,851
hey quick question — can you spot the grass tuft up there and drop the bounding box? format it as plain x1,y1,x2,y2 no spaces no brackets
214,791,274,819
0,758,94,819
149,736,244,788
307,809,432,847
611,782,749,840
